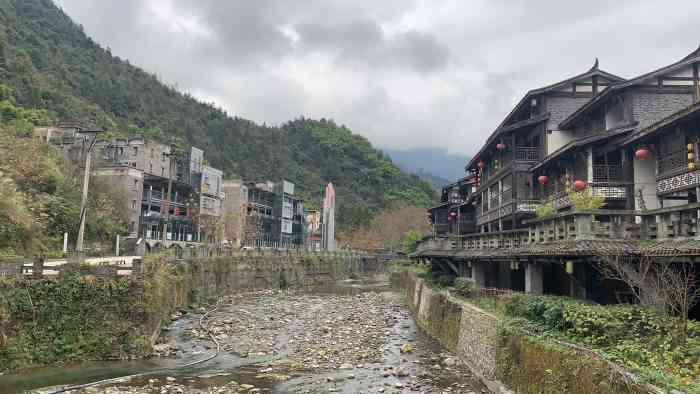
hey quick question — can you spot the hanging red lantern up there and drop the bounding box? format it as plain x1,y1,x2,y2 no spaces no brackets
573,180,587,191
496,143,507,151
450,211,457,217
477,161,485,169
538,175,549,186
635,147,651,160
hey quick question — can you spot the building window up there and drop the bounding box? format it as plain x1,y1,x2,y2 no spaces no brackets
161,167,165,176
132,200,136,209
132,146,138,156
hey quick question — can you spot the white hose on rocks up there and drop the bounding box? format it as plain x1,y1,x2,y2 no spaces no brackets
45,302,222,394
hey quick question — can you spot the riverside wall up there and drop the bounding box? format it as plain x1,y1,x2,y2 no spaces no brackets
0,251,381,371
390,271,654,394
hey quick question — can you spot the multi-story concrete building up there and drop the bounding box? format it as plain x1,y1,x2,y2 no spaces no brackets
45,127,224,251
221,179,249,248
222,179,306,248
419,46,700,318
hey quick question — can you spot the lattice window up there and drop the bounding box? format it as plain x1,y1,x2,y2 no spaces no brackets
592,165,622,182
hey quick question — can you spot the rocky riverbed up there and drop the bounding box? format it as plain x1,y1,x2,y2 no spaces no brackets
40,279,486,394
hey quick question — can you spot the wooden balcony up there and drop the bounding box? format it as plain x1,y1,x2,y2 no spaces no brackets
415,202,700,259
551,182,629,210
415,237,454,254
641,203,700,239
476,199,541,225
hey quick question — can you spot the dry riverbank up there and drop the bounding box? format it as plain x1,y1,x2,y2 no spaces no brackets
55,279,486,393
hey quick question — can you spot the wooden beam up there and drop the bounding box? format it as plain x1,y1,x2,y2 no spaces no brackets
444,259,461,276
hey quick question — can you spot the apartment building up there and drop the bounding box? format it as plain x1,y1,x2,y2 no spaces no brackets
222,179,306,248
46,128,224,251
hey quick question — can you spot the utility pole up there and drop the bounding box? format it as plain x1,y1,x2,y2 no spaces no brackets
75,130,104,257
162,147,177,243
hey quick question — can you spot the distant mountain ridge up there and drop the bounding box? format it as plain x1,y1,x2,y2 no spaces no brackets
384,147,470,188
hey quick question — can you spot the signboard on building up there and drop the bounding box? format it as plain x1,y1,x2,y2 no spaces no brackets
282,199,293,219
283,180,295,195
281,218,293,234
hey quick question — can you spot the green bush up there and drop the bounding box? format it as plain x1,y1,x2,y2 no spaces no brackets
454,277,475,292
504,294,579,330
570,189,605,211
502,294,700,392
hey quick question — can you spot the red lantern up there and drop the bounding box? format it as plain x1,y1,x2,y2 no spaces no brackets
450,212,457,217
477,161,485,169
538,175,549,186
573,180,587,191
496,143,507,151
635,148,651,160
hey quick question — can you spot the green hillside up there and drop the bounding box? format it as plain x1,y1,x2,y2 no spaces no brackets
0,0,436,230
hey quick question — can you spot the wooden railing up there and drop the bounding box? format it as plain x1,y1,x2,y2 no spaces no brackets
657,149,687,177
417,203,700,257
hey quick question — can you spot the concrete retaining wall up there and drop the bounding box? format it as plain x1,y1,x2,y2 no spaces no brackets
391,271,507,392
165,251,378,304
391,271,654,394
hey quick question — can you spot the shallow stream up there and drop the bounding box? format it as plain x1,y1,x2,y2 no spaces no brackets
1,277,485,393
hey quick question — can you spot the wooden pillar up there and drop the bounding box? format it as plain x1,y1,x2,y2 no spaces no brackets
525,261,543,294
498,261,512,289
621,147,635,210
693,62,699,103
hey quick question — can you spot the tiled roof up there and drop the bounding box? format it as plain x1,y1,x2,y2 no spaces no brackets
560,45,700,129
415,239,700,259
466,64,625,171
640,239,700,257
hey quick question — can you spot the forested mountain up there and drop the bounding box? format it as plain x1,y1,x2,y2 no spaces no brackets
0,0,436,230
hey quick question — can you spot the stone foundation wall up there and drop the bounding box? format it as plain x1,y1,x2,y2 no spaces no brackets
390,271,654,394
165,251,376,304
391,271,504,391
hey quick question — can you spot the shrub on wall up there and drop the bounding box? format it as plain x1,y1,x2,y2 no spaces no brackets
502,294,700,392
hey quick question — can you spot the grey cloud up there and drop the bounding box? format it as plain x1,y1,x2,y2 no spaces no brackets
54,0,700,157
295,20,449,73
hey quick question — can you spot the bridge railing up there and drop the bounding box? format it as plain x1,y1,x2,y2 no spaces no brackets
0,249,377,279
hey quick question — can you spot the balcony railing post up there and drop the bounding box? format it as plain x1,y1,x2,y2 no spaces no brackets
574,214,595,240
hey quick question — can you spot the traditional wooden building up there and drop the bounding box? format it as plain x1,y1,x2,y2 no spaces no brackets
418,46,700,318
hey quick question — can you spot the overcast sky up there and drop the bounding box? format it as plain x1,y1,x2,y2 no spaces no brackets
54,0,700,155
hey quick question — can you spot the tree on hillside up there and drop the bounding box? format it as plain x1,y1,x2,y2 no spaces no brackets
0,0,437,233
340,204,431,252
